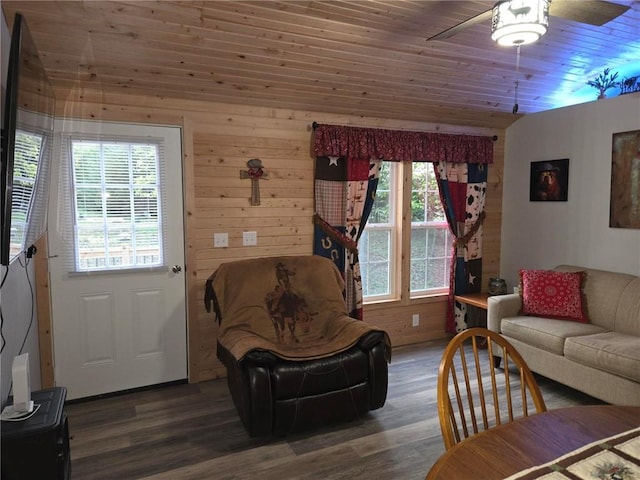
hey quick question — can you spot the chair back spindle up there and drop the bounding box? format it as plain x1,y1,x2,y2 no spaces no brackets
437,328,546,450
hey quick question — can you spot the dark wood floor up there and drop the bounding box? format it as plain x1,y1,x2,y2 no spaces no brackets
65,339,603,480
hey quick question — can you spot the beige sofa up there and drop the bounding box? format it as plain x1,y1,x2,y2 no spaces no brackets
488,265,640,406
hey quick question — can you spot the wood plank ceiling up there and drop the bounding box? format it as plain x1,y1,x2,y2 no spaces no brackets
2,1,639,128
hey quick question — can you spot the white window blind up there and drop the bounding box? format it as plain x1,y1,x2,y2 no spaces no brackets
58,134,168,273
9,129,50,259
24,131,52,250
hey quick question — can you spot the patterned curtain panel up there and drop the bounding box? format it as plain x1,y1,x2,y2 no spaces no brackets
313,156,382,319
435,162,488,333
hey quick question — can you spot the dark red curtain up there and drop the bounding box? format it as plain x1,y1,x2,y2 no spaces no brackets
313,123,493,164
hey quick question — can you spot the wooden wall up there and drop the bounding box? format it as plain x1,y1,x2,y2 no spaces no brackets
53,90,505,383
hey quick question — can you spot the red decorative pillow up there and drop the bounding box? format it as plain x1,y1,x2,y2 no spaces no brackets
519,269,588,322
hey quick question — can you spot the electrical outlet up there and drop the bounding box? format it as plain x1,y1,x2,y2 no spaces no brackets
243,231,257,246
213,233,228,247
412,314,420,327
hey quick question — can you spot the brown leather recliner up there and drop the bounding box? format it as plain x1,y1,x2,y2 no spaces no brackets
205,255,391,437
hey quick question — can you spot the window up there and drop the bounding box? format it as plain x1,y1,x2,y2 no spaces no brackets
359,162,396,300
360,161,453,301
410,163,452,295
9,129,44,258
70,139,164,271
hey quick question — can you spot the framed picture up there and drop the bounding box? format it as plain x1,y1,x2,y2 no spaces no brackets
610,130,640,229
530,159,569,202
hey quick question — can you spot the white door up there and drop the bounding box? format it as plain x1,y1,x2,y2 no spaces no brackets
48,120,186,400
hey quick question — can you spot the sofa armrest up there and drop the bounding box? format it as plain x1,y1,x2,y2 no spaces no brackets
487,294,522,333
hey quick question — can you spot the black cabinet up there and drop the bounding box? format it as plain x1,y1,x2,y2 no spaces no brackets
1,387,71,480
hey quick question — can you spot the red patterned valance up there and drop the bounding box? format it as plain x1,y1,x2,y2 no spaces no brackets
313,123,494,164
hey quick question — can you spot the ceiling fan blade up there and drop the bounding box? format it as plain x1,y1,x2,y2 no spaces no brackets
426,0,629,43
427,8,492,41
550,0,630,26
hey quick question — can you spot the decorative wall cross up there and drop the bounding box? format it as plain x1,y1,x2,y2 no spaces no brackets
240,158,268,206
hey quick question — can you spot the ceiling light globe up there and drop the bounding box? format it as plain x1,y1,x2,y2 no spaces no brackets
491,0,549,47
491,23,548,46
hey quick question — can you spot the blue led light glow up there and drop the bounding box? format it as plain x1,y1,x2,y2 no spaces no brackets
550,41,640,109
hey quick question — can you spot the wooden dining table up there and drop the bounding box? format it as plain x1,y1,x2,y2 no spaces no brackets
425,405,640,480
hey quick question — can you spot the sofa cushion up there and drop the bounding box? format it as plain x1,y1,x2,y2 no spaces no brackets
501,317,607,355
519,269,588,322
614,278,640,336
564,332,640,383
554,266,637,330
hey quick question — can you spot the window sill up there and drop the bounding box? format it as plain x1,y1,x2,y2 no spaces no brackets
68,265,168,277
364,292,449,311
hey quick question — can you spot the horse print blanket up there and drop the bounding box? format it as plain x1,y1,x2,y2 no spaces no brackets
205,255,390,362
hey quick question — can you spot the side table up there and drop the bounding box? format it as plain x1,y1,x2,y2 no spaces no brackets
454,292,490,310
454,292,490,328
1,386,71,480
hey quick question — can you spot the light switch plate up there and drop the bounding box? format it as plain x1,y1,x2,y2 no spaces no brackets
243,231,257,246
214,233,228,247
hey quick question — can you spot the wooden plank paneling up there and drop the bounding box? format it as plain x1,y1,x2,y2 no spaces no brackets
6,0,637,119
182,117,200,383
12,1,638,125
46,90,503,383
364,299,449,347
4,1,639,124
34,235,55,388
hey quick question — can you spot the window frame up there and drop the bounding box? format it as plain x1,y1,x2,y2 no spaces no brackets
359,161,401,302
64,135,168,274
408,162,453,298
362,161,452,305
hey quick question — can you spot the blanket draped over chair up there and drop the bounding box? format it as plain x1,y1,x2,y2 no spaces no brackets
205,255,390,362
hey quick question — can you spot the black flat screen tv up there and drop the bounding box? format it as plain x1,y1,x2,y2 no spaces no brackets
1,13,55,266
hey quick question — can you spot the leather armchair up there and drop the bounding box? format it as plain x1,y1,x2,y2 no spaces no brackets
205,255,391,436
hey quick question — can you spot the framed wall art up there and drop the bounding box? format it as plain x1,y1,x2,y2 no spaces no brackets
530,159,569,202
610,129,640,229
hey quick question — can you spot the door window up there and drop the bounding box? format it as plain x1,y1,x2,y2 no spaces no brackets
65,137,166,272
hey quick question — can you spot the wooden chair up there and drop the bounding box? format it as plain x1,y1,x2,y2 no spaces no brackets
437,327,546,450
